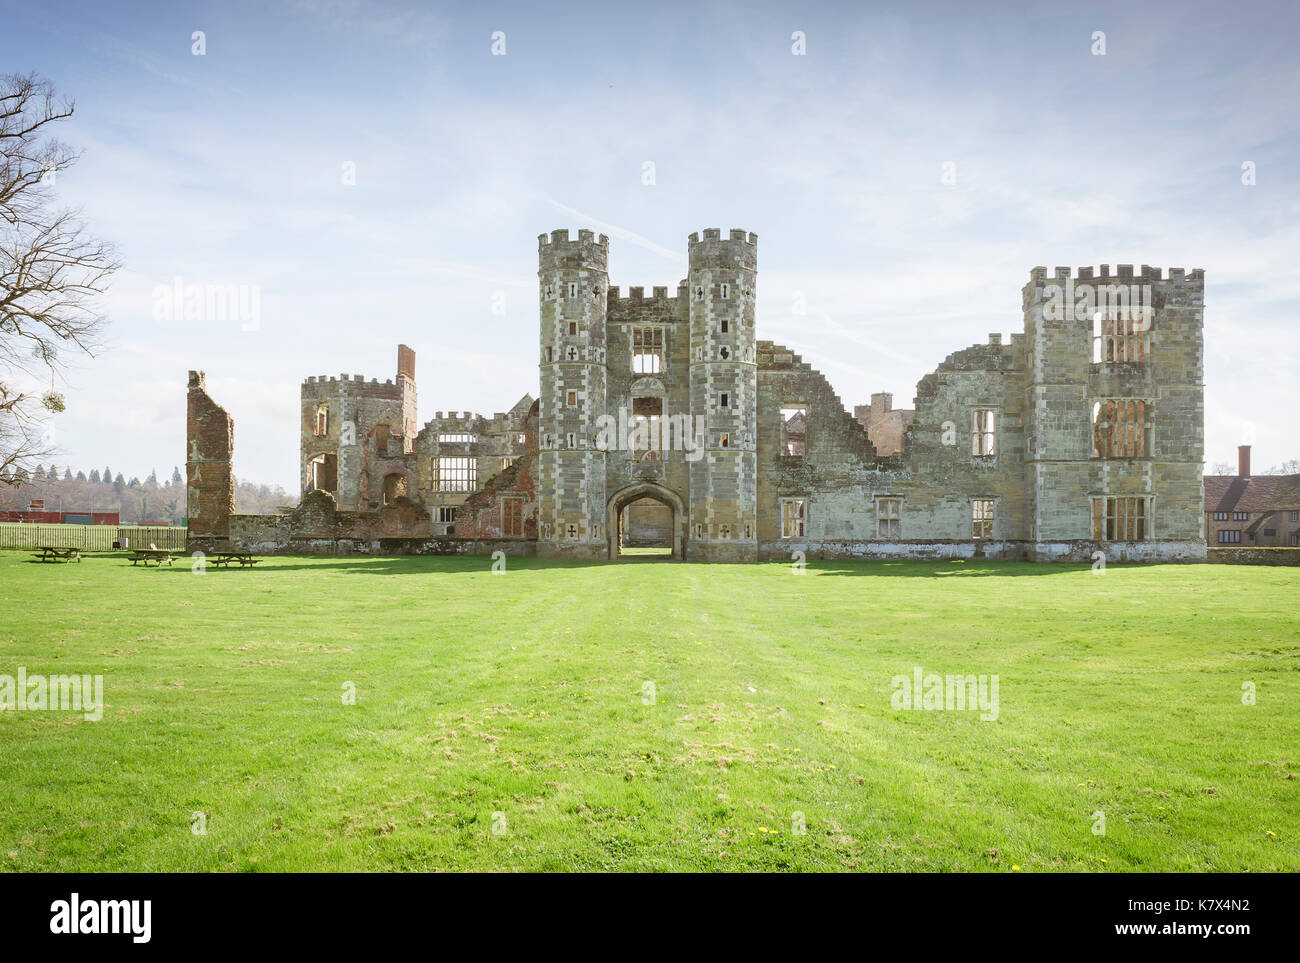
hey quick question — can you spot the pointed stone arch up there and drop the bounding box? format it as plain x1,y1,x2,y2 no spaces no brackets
606,482,686,559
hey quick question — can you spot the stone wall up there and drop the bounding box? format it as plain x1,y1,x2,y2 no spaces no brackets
623,498,673,546
186,370,234,548
451,401,540,540
1207,547,1300,566
188,234,1208,565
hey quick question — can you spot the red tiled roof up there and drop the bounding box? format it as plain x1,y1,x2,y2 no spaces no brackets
1204,474,1300,513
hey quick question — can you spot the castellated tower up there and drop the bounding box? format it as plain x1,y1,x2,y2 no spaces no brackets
537,229,609,557
688,229,759,562
299,344,417,511
1021,265,1205,558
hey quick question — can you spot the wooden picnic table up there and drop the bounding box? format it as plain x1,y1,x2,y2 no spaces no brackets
31,546,81,563
127,549,175,567
210,552,262,568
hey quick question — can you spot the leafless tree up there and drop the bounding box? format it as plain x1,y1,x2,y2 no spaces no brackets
0,72,119,485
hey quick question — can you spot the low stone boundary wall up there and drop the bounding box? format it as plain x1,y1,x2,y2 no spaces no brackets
188,534,537,557
1207,547,1300,566
757,539,1206,563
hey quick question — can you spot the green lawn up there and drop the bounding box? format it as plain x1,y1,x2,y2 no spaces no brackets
0,551,1296,872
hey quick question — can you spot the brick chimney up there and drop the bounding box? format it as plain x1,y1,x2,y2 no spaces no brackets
1238,444,1251,479
397,344,416,382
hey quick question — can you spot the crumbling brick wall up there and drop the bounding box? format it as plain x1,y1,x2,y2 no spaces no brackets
186,370,234,551
452,401,539,539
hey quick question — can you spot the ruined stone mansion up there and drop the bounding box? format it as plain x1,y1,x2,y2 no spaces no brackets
186,227,1207,562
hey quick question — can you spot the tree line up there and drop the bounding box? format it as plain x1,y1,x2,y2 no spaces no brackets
0,464,292,524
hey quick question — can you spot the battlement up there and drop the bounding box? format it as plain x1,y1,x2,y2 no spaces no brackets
538,228,610,248
425,409,516,429
1028,265,1205,284
687,228,758,271
538,228,610,272
301,345,413,395
688,228,758,245
607,285,680,302
302,374,397,386
300,373,403,401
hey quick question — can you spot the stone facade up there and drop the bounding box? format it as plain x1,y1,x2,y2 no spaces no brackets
187,229,1207,563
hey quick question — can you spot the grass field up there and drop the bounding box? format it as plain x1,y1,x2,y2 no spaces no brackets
1,550,1297,872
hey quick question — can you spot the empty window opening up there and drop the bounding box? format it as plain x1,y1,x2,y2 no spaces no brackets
382,473,407,505
1092,400,1150,458
631,396,663,457
877,497,901,538
1093,308,1151,363
436,457,476,492
438,432,475,444
721,318,729,334
308,453,337,492
1092,496,1148,540
781,406,807,456
972,409,996,457
502,498,523,537
546,347,553,362
632,327,663,374
314,404,329,436
720,392,729,408
972,499,995,539
781,498,806,538
437,507,457,524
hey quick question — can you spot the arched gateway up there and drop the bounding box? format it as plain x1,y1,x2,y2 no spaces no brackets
606,482,685,559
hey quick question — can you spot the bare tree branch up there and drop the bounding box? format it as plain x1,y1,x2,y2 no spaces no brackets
0,72,117,486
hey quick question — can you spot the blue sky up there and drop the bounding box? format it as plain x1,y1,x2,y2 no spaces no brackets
4,0,1298,488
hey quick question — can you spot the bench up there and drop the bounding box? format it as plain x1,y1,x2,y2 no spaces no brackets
31,546,81,563
128,549,175,567
210,553,262,568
